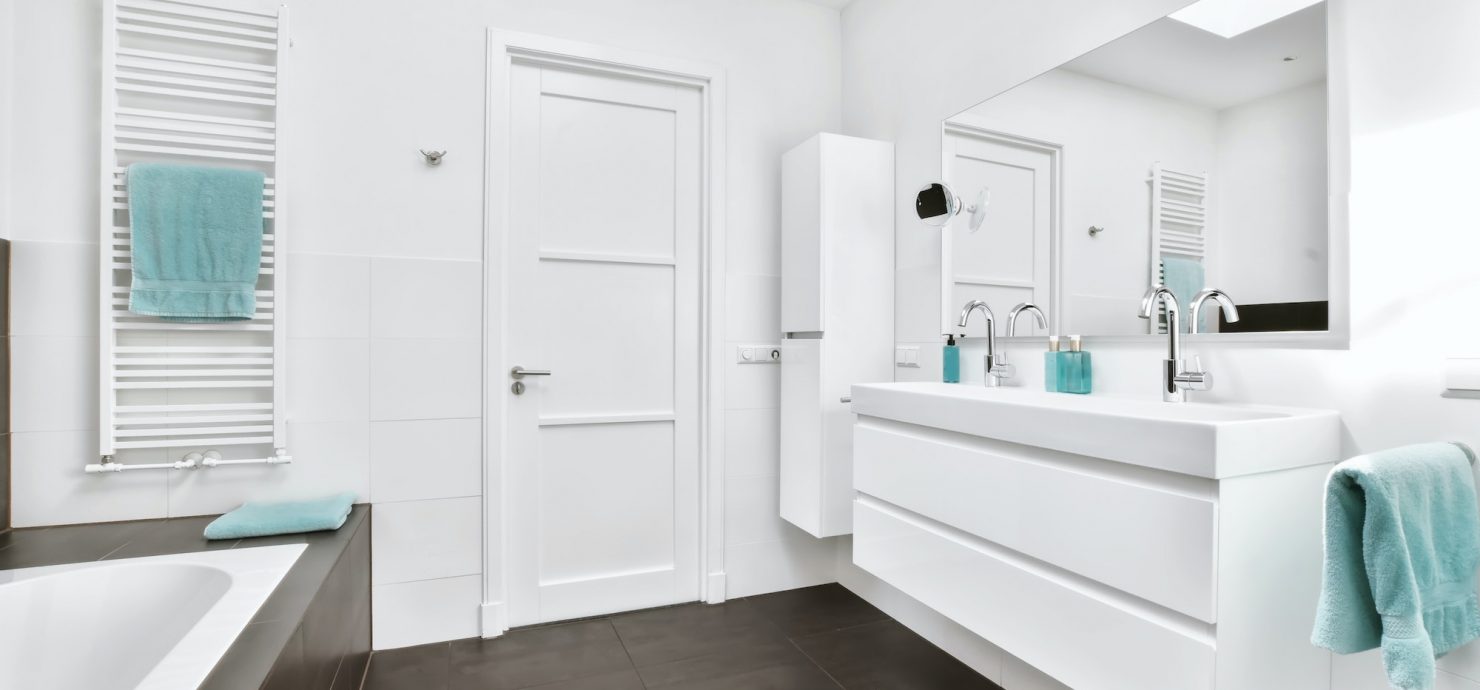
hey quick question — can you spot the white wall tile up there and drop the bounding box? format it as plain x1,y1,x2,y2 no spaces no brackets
370,257,482,339
11,336,95,432
725,273,780,341
724,407,779,477
726,474,805,546
286,253,371,339
10,240,96,336
370,418,481,503
166,421,371,517
372,575,482,650
287,338,370,423
11,430,169,526
370,338,481,420
372,496,483,584
723,357,779,410
724,536,837,598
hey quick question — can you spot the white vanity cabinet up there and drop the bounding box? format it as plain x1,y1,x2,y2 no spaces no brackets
849,382,1340,690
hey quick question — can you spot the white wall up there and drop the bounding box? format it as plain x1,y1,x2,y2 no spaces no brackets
964,68,1219,335
0,0,11,242
5,0,841,649
1216,80,1329,305
843,0,1480,688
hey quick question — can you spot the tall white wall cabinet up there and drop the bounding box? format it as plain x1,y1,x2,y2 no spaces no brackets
779,133,894,538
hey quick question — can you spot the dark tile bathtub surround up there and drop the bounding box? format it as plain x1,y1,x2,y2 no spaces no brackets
0,505,370,690
0,237,10,534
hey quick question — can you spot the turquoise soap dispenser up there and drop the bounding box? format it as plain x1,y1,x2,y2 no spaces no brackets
943,334,961,383
1062,335,1093,394
1044,336,1061,392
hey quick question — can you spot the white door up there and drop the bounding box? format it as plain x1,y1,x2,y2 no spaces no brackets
942,129,1055,334
505,62,702,626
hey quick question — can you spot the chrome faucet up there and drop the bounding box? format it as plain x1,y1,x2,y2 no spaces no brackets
991,303,1047,387
1136,285,1241,402
958,300,1007,387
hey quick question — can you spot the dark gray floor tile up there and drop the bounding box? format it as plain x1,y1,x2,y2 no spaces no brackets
612,600,789,668
653,661,843,690
448,619,633,690
364,642,451,690
793,620,1000,690
640,638,840,689
747,584,888,638
520,668,646,689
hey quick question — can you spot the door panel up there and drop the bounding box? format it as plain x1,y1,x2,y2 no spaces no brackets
534,260,675,418
944,131,1055,335
506,61,701,626
538,422,677,582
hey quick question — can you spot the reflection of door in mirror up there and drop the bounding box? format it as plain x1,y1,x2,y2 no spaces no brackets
941,120,1057,337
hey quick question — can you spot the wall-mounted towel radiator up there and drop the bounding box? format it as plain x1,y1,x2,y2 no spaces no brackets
1147,163,1208,334
90,0,290,474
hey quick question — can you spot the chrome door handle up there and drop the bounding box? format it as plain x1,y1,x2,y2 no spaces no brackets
840,395,852,403
510,366,551,379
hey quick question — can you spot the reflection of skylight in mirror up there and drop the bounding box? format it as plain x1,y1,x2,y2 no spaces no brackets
1170,0,1324,38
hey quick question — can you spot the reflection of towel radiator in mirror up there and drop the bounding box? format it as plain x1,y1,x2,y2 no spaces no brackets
1148,163,1208,334
90,0,291,474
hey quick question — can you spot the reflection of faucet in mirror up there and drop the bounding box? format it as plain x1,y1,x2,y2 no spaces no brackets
993,303,1047,387
958,300,1009,388
1137,285,1241,402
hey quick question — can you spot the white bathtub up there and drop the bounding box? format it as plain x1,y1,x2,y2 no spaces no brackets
0,544,306,690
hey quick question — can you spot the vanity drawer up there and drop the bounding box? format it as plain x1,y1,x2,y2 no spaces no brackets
854,418,1219,622
854,497,1215,690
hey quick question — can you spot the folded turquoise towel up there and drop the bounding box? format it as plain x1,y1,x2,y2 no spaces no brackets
1312,442,1480,690
203,493,357,540
1161,256,1206,332
126,163,265,322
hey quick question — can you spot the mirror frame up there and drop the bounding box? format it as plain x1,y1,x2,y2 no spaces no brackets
937,1,1350,349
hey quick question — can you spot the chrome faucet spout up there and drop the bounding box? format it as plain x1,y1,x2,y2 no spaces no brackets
1189,288,1240,334
1007,303,1047,338
1137,285,1239,402
958,300,1005,387
1137,285,1181,362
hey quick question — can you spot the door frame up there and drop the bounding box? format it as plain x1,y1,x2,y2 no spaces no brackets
481,29,728,637
940,113,1064,337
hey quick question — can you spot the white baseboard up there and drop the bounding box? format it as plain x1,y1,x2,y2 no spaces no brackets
480,600,508,638
705,570,727,603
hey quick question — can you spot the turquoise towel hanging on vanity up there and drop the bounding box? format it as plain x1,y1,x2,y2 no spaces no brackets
1312,442,1480,690
126,162,265,322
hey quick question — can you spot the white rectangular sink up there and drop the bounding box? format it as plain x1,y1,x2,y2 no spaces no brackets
850,382,1339,478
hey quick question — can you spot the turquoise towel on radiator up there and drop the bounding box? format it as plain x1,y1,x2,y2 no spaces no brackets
126,163,265,322
1160,256,1205,332
203,493,357,540
1312,442,1480,690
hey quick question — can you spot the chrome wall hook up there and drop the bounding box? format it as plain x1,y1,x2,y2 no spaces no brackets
420,149,446,166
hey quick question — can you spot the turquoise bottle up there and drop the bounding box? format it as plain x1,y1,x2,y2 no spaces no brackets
1062,335,1093,394
1043,336,1061,392
943,334,961,383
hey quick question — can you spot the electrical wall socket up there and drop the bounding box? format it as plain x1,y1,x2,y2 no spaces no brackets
895,346,920,368
737,344,782,364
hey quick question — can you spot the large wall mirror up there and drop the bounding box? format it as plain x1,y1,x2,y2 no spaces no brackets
938,1,1334,340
